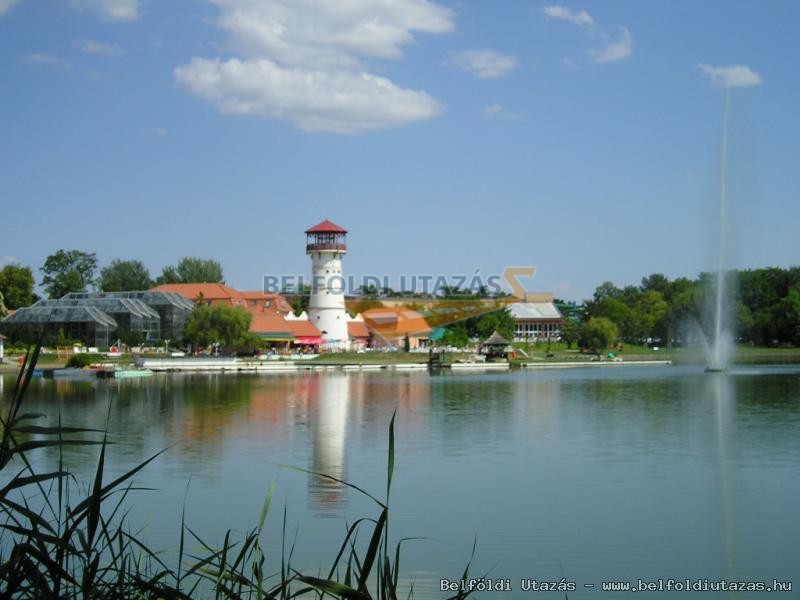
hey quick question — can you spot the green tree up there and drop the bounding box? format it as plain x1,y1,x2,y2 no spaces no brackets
0,291,7,319
0,264,35,308
474,308,515,341
442,322,470,348
580,317,619,354
640,273,670,296
156,257,224,285
183,304,252,349
592,298,633,338
40,249,97,299
99,259,153,292
156,265,181,285
630,290,669,341
560,318,581,349
593,281,623,302
779,286,800,346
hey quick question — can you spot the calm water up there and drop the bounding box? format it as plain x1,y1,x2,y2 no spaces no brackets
2,365,799,598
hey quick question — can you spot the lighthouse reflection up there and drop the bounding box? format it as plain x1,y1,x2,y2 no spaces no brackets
308,373,352,514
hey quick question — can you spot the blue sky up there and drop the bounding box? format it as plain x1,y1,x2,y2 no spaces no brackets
1,0,798,301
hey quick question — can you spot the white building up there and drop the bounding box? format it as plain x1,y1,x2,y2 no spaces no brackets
509,293,564,342
306,220,350,349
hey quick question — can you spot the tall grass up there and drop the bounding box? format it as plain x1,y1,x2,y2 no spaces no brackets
0,346,476,599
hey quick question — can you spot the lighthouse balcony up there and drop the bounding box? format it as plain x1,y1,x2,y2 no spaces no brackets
306,243,347,253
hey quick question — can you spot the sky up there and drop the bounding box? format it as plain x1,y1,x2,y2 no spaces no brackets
1,0,798,302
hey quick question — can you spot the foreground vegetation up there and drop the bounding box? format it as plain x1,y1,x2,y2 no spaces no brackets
0,347,476,599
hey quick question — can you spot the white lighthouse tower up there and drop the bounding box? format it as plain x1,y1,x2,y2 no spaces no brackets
306,219,349,349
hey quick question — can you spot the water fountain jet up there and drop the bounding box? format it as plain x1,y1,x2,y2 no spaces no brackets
705,91,734,373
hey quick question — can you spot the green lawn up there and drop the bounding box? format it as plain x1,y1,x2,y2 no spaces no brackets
511,342,800,365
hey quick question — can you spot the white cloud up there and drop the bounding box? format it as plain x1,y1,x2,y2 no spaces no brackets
175,58,443,134
484,103,522,120
214,0,453,68
71,0,139,22
154,127,168,136
562,56,577,69
76,38,125,56
176,0,454,133
590,27,633,63
0,0,22,17
543,6,633,65
451,50,517,79
697,63,762,88
23,52,72,69
542,5,593,28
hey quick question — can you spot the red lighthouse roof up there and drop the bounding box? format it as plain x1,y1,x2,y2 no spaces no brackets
305,219,347,234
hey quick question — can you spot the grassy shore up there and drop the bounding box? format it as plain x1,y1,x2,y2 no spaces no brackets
2,345,800,376
511,342,800,366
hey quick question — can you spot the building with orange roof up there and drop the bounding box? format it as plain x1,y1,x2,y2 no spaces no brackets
151,283,247,307
286,319,322,348
240,291,294,315
249,313,294,346
347,320,370,342
360,307,431,349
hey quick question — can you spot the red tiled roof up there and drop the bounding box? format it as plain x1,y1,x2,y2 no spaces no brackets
347,321,371,338
151,283,246,306
240,291,269,300
287,320,321,337
305,219,347,234
249,314,292,336
241,292,293,315
361,308,430,337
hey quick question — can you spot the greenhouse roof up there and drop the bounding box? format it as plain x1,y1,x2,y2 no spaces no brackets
3,305,118,328
38,297,160,320
64,291,195,311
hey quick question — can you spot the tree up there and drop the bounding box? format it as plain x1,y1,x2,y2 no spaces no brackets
560,318,581,349
580,317,619,355
0,264,36,308
0,291,7,319
156,257,224,285
40,250,97,299
474,308,515,341
592,298,633,338
630,290,669,341
442,322,470,348
640,273,670,296
99,259,153,292
593,281,623,302
183,304,252,349
779,286,800,346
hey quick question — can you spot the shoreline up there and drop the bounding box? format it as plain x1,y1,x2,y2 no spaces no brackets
0,357,677,375
3,349,799,376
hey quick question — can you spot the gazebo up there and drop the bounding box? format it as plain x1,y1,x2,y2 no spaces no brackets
480,330,512,360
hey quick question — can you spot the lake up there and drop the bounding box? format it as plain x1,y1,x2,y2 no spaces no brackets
2,365,798,598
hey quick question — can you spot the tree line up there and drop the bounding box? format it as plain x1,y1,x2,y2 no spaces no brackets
0,250,225,309
582,268,800,347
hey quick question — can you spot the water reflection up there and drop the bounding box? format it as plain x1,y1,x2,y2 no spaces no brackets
309,374,350,513
709,372,737,593
2,367,799,599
